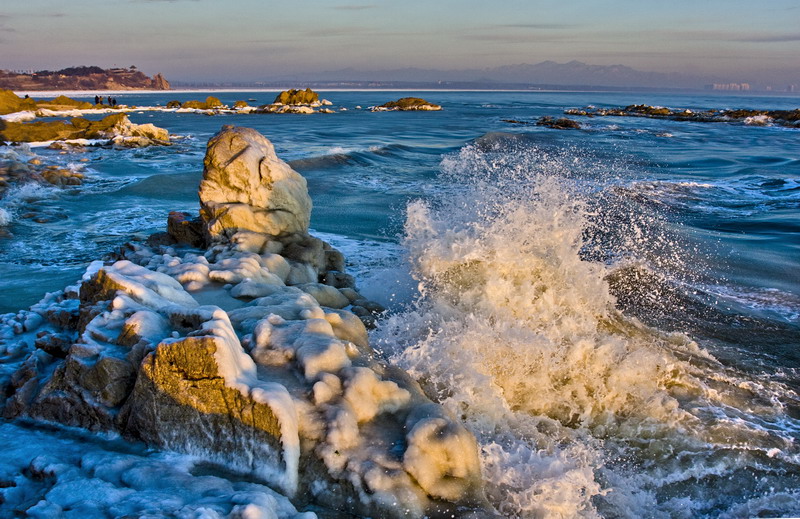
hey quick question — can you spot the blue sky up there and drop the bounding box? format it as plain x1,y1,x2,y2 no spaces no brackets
2,0,799,83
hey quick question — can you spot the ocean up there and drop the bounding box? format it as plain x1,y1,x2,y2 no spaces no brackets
1,90,799,517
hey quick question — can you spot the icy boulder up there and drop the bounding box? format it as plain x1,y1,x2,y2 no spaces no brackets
199,126,312,240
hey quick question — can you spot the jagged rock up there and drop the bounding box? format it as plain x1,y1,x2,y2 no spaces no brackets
151,72,170,90
120,329,295,494
167,211,206,247
199,126,312,240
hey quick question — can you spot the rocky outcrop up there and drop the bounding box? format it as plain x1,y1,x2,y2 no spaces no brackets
274,88,318,105
199,125,312,240
372,97,442,111
258,88,333,114
536,116,581,129
0,126,490,518
0,113,170,146
0,66,171,91
0,90,37,115
34,95,93,111
181,96,224,110
152,72,171,90
565,104,800,128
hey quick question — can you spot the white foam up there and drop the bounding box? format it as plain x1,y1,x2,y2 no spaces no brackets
374,142,800,517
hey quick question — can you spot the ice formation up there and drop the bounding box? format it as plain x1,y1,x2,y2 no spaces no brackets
0,126,490,518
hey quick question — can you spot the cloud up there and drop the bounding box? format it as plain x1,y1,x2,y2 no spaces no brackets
730,33,800,43
496,23,574,30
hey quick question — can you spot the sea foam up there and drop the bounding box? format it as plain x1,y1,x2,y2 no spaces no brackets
374,142,800,518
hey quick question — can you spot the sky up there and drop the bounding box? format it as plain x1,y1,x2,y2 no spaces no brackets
1,0,799,84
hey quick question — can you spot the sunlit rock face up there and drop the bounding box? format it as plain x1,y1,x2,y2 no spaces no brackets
199,126,312,240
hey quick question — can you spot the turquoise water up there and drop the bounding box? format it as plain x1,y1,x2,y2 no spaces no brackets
1,91,799,517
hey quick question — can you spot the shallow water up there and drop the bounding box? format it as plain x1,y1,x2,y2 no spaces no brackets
1,90,799,517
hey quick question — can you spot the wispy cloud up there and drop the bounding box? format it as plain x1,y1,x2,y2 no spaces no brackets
731,33,800,43
496,23,574,30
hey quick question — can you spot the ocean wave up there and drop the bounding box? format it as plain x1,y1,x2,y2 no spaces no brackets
373,142,800,517
616,176,800,218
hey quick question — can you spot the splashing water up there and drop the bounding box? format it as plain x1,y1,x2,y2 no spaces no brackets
374,142,800,518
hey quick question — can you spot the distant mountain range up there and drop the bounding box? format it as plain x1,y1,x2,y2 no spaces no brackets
245,60,796,92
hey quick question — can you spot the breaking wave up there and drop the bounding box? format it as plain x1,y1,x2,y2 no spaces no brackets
373,140,800,518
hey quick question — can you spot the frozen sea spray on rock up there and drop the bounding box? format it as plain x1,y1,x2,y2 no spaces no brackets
1,126,491,518
200,125,312,240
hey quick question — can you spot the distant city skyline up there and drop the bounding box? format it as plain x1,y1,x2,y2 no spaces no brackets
2,0,799,88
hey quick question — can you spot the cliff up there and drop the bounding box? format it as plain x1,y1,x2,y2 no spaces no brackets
0,66,170,91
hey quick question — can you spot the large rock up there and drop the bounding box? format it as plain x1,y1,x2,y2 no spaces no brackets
199,126,312,240
273,88,319,106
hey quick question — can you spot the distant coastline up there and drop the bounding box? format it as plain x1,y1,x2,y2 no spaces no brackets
0,66,170,91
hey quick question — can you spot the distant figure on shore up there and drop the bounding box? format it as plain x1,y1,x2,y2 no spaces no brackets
95,95,102,105
112,98,118,107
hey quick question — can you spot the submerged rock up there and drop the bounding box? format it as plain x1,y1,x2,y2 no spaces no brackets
0,125,489,518
372,97,442,111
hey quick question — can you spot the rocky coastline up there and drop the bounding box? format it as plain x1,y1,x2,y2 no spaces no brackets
565,104,800,127
0,125,492,518
0,66,170,91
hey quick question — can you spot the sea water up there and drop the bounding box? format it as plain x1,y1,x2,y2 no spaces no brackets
1,91,798,517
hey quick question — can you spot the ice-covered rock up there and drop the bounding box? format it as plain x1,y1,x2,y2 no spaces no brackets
0,127,491,518
200,126,312,240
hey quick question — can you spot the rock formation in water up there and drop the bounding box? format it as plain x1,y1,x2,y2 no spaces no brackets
565,104,800,128
0,112,171,147
372,97,442,112
258,89,334,114
0,66,171,91
0,125,491,518
535,116,581,129
181,96,225,110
